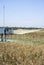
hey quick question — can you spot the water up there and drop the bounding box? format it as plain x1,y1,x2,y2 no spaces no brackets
0,28,13,34
0,28,4,34
0,28,16,42
0,38,16,42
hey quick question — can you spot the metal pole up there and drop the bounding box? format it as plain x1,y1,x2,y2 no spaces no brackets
3,5,5,42
3,5,5,27
1,5,5,42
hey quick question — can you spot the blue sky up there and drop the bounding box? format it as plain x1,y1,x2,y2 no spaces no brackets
0,0,44,28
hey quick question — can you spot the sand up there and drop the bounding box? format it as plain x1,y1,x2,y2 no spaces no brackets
13,29,40,34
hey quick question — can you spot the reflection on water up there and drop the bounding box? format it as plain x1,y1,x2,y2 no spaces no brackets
0,38,16,42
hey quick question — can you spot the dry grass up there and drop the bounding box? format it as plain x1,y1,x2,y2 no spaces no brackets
0,42,44,65
0,30,44,65
6,30,44,44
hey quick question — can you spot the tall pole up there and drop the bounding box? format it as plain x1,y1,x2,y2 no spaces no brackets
1,5,6,42
3,5,5,41
3,5,5,27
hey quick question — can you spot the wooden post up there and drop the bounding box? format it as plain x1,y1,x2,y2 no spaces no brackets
4,28,6,42
1,34,3,42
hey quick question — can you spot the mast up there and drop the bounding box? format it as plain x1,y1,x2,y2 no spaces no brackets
3,5,5,41
1,5,5,42
3,5,5,27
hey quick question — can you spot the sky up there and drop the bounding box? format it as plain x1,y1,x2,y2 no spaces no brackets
0,0,44,28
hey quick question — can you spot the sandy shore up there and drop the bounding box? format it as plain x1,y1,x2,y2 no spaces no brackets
13,29,40,34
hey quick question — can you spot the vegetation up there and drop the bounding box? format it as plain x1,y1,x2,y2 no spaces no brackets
6,30,44,44
0,29,44,65
0,43,44,65
0,27,43,30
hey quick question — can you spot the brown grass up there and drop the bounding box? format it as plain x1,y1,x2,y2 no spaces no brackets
0,30,44,65
0,42,44,65
5,30,44,44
